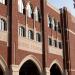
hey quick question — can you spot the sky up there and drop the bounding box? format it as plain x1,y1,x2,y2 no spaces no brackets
48,0,75,16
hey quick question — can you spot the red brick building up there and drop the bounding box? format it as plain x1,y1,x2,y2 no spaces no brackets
0,0,75,75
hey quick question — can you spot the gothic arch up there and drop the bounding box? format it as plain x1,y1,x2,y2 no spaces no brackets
0,55,8,75
49,59,63,74
19,55,42,73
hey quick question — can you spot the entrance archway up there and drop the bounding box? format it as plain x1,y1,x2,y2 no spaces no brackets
19,60,41,75
0,66,4,75
50,64,62,75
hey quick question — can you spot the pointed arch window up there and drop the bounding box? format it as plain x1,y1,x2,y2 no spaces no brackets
19,26,26,37
48,16,52,28
48,38,52,46
0,18,7,31
0,0,6,4
52,18,55,30
26,3,33,18
34,7,41,22
28,30,34,40
58,41,62,49
36,33,41,42
18,0,25,14
58,22,61,33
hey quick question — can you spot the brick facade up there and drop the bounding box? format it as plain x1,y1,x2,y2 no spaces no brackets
0,0,75,75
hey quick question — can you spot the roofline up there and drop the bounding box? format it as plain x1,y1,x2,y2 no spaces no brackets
47,1,60,14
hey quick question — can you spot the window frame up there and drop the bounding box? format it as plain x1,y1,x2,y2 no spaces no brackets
19,26,26,37
0,18,7,31
36,33,41,42
28,30,34,40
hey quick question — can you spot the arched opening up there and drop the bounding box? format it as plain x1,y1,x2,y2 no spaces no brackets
50,64,62,75
0,66,3,75
28,30,34,40
36,33,41,42
19,60,41,75
19,26,26,37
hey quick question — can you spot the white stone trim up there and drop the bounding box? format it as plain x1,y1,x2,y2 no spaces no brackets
10,55,42,75
67,29,75,36
0,15,7,20
0,55,8,75
0,31,8,42
45,67,50,75
18,36,42,54
19,55,42,73
71,69,75,71
48,46,63,56
45,60,63,75
49,59,63,73
10,65,19,75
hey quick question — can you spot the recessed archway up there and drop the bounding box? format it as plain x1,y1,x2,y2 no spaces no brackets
19,60,41,75
0,66,3,75
50,64,62,75
0,56,8,75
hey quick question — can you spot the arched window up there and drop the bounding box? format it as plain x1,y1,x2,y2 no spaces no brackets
48,16,52,28
36,33,41,42
26,3,33,18
58,41,62,49
58,22,61,33
52,18,55,30
34,7,41,22
19,26,26,37
48,38,52,45
0,0,6,4
18,0,25,14
54,40,57,47
28,30,34,40
0,19,7,31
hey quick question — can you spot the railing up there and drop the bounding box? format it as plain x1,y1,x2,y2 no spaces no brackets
18,37,42,54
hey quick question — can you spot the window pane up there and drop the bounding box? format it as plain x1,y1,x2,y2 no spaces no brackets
54,40,57,47
48,16,52,28
18,0,24,13
36,33,41,42
59,42,62,49
0,19,1,30
28,30,34,39
26,3,33,18
49,38,52,45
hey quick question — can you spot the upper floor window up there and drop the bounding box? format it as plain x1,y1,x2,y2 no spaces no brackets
0,18,7,31
34,7,41,22
26,3,33,18
48,38,52,46
0,0,7,4
36,33,41,42
54,40,57,47
52,18,55,30
28,30,34,40
58,22,61,33
58,41,62,49
18,0,25,14
54,20,57,31
19,26,26,37
48,16,52,28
